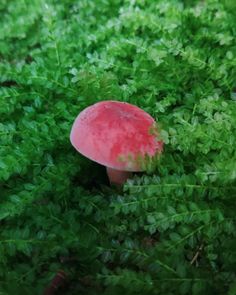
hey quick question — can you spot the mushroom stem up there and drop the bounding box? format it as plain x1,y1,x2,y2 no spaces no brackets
106,167,132,186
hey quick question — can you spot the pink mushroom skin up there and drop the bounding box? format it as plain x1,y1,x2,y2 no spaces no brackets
70,101,163,171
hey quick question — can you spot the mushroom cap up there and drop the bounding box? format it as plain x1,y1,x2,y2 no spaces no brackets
70,100,163,171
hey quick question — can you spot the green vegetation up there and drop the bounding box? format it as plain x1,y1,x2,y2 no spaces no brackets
0,0,236,294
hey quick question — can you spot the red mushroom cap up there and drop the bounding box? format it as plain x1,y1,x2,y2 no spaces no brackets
70,101,163,171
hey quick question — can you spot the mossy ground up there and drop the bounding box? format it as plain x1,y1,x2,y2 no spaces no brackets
0,0,236,294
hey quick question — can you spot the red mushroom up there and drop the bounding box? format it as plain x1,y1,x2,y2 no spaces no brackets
70,101,163,186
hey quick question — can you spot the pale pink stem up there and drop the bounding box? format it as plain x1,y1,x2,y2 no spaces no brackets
106,167,132,186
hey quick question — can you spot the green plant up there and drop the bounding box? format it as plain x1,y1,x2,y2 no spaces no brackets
0,0,235,294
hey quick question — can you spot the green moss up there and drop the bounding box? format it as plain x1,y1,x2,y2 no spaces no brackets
0,0,235,294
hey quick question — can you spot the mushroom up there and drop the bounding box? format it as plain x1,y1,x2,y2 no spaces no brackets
70,101,163,186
